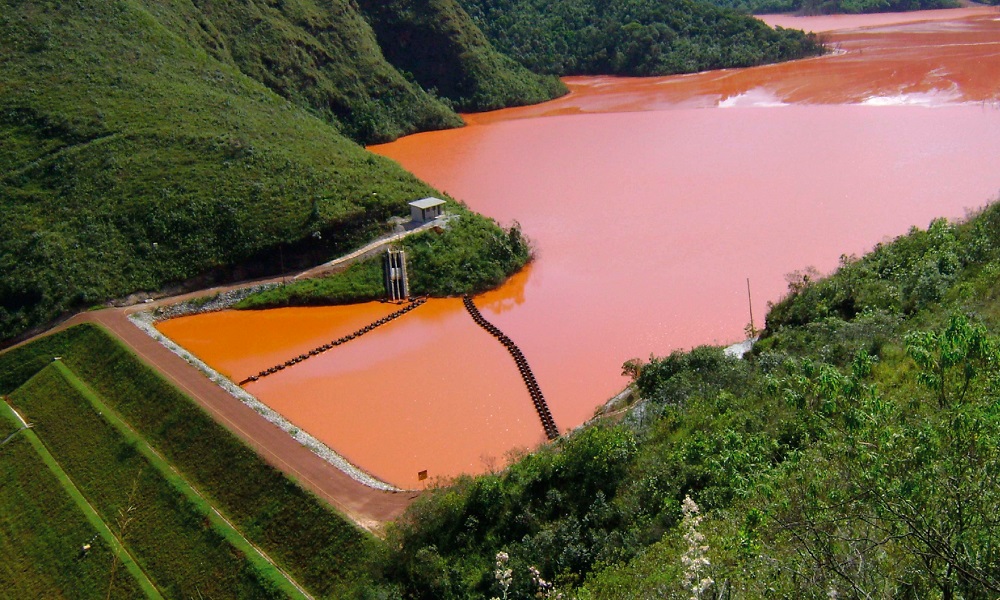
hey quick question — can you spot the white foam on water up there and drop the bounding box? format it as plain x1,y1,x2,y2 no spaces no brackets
718,88,789,108
861,87,963,107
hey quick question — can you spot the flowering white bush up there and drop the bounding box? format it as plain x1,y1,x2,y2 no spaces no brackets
491,551,569,600
491,551,512,600
529,565,565,599
680,495,713,600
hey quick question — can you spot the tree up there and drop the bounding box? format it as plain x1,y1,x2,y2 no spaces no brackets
905,313,997,408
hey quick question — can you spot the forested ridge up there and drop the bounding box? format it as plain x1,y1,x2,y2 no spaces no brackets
702,0,961,17
459,0,825,75
372,201,1000,598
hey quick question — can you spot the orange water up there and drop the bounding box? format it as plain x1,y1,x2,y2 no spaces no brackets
161,11,1000,489
158,300,547,487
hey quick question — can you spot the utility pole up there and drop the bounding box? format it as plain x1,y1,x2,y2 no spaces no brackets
746,277,756,338
279,244,285,285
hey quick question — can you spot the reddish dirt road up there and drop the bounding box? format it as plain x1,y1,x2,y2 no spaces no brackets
10,308,418,532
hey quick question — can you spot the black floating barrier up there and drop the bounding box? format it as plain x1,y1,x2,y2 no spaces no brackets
237,297,428,386
462,295,559,440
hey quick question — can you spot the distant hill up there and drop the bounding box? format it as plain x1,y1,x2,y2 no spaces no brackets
458,0,825,76
357,0,567,113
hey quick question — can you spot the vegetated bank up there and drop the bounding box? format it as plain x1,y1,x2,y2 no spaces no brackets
0,324,384,598
459,0,826,76
0,0,559,346
370,200,1000,598
234,208,532,310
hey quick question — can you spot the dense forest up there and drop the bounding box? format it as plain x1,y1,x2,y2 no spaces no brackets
358,201,1000,598
459,0,825,75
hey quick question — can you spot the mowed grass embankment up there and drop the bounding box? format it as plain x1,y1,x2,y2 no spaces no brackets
0,400,149,599
0,324,382,598
55,360,311,597
7,364,290,598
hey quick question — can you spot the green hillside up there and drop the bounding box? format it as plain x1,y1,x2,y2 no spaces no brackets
459,0,825,76
168,0,460,144
380,201,1000,598
0,0,558,344
176,0,563,142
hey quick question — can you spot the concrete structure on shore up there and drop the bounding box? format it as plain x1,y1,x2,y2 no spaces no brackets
409,197,445,223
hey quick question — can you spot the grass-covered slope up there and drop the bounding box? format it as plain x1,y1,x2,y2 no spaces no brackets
0,324,381,598
0,0,567,345
379,201,1000,598
459,0,825,76
174,0,461,144
8,365,287,598
0,403,146,599
143,0,563,142
236,260,389,310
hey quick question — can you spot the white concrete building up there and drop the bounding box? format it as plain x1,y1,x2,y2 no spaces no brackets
409,197,446,223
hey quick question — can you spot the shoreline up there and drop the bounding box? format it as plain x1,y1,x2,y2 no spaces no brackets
758,5,998,32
